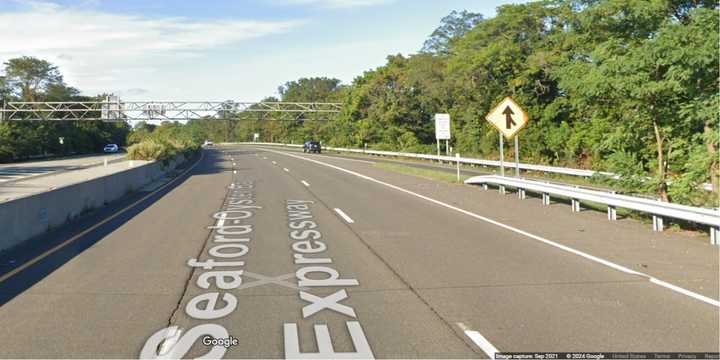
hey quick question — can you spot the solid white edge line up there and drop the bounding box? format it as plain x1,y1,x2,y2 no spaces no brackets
334,208,355,224
457,322,498,359
309,153,375,164
301,180,310,187
649,278,720,306
264,148,720,308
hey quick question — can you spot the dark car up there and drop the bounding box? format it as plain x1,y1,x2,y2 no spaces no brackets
303,141,321,153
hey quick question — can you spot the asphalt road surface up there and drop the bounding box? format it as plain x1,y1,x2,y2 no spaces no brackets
0,145,717,359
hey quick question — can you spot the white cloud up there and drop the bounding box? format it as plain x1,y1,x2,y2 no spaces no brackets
0,1,303,98
273,0,393,9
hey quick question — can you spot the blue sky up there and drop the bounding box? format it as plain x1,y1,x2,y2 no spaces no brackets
0,0,525,101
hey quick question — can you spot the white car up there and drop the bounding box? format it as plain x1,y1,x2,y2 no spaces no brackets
103,144,119,153
203,140,214,147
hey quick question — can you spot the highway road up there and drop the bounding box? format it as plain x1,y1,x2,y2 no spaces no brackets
0,153,126,184
0,145,717,358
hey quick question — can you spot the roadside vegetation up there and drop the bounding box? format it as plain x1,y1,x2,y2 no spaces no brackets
1,1,717,207
192,1,717,208
373,162,472,184
0,57,130,162
126,122,201,162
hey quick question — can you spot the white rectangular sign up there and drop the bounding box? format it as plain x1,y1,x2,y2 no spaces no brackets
434,113,451,140
101,96,120,121
143,103,167,118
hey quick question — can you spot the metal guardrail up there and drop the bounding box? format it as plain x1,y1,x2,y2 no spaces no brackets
242,142,612,177
464,175,720,245
244,142,713,191
238,142,719,243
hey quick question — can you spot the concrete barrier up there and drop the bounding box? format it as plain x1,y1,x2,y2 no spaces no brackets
0,154,187,252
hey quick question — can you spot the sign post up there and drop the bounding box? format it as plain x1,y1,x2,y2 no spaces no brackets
485,97,528,178
434,113,451,161
499,135,504,176
514,136,520,177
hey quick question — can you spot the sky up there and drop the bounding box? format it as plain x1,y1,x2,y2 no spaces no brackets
0,0,525,102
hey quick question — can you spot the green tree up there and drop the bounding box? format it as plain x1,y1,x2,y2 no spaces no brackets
3,56,63,101
0,57,130,161
421,10,484,55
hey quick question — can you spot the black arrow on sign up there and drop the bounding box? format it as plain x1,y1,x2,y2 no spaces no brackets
502,106,516,129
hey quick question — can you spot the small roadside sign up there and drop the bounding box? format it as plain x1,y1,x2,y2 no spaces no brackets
485,97,528,139
434,113,451,140
101,95,120,121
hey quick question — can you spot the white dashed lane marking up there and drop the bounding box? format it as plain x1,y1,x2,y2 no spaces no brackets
301,180,310,187
457,322,498,359
264,147,720,308
334,208,354,224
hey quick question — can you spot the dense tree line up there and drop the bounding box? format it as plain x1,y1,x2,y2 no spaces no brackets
0,57,130,162
204,0,717,206
1,1,717,207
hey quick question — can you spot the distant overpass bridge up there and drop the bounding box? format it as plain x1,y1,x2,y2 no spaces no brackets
0,96,342,121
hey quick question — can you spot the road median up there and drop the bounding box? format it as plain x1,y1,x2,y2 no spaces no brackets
0,152,194,253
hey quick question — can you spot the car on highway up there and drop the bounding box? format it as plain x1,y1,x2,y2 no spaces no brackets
203,140,214,147
303,141,321,153
103,144,119,153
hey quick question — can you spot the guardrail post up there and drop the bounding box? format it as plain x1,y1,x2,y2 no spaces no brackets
482,184,488,191
542,193,550,206
607,205,617,220
711,227,719,245
571,199,581,212
518,188,526,199
499,185,506,195
456,153,461,183
652,215,664,232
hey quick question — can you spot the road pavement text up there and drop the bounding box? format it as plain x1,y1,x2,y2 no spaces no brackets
141,180,260,359
283,200,374,359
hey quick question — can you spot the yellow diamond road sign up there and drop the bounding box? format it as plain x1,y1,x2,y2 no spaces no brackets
485,97,528,139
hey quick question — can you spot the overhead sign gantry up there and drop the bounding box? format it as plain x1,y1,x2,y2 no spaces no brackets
0,96,342,122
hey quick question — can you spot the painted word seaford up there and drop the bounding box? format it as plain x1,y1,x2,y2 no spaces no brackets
140,180,260,359
283,200,374,359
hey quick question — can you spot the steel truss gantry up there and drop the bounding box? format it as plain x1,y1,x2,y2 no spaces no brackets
0,96,343,121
